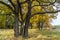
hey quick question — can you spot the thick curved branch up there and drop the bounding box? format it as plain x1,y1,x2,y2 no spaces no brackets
8,0,16,9
0,1,13,11
30,10,60,19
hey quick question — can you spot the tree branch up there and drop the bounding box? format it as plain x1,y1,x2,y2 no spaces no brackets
0,1,13,11
30,10,60,19
0,14,11,15
20,0,28,4
25,0,31,19
17,0,24,22
8,0,16,9
39,0,56,3
31,0,56,9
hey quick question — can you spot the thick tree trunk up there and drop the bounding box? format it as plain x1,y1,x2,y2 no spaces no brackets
23,0,31,38
13,15,19,37
13,4,20,37
23,20,29,38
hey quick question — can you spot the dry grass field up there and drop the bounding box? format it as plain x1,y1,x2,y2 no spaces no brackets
0,29,60,40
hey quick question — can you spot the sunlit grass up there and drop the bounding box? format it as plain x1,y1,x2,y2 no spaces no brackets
0,29,60,40
0,29,14,40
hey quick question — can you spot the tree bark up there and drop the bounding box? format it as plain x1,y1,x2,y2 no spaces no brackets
23,19,29,38
23,0,31,38
19,22,23,35
13,14,19,37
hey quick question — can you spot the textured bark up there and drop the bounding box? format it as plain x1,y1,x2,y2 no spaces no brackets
13,3,19,37
23,0,31,38
23,19,29,37
20,26,23,35
14,15,19,37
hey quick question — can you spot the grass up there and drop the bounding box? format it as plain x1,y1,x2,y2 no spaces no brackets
0,29,14,40
28,29,60,40
39,29,60,38
0,29,60,40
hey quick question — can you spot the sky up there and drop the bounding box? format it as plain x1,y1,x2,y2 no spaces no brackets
51,3,60,25
51,12,60,25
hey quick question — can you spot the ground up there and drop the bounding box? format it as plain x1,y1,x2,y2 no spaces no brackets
0,29,60,40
